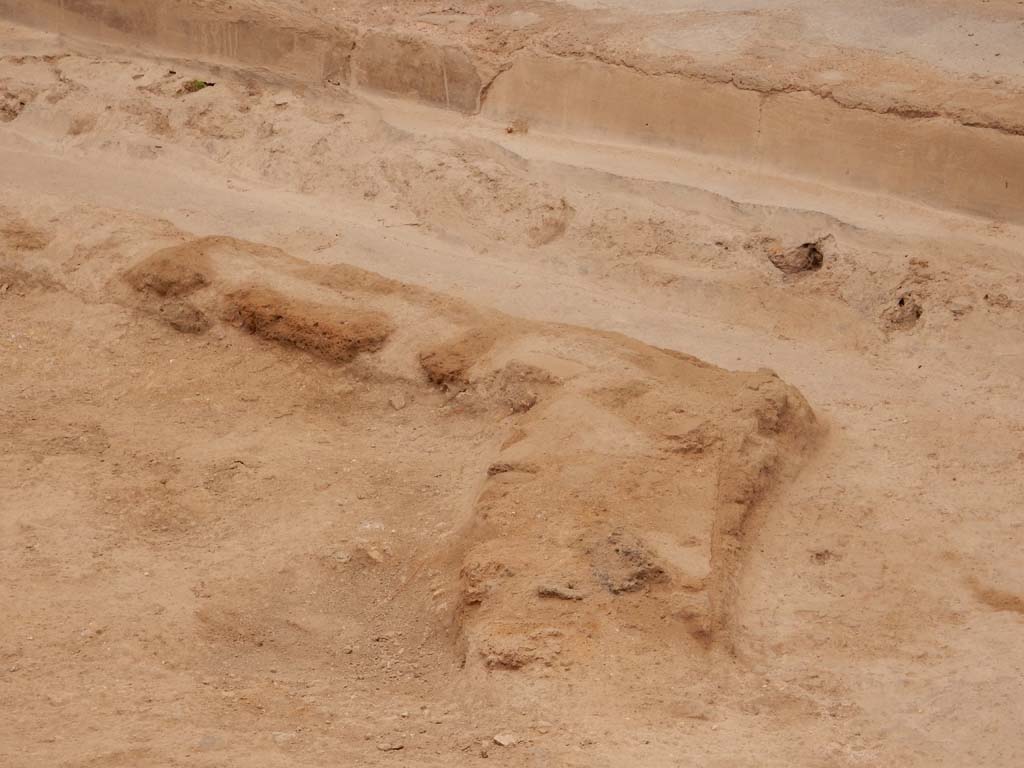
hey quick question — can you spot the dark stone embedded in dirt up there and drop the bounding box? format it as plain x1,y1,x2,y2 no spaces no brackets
536,583,584,600
882,293,923,330
769,240,825,274
488,461,539,476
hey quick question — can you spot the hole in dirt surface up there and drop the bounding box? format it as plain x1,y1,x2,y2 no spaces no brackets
768,239,826,275
1,90,29,122
882,293,923,330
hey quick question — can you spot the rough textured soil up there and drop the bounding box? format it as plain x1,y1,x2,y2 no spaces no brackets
1,5,1024,768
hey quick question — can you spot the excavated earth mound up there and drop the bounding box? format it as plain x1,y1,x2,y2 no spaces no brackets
132,235,817,664
1,211,815,764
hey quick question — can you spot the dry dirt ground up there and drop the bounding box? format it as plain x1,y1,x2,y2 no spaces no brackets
1,4,1024,768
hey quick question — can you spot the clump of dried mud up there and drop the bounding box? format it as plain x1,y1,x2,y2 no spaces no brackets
225,285,393,363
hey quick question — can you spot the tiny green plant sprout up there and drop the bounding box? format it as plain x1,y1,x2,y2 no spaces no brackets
182,79,215,94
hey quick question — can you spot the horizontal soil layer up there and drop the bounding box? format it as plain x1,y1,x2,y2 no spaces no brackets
2,0,1023,221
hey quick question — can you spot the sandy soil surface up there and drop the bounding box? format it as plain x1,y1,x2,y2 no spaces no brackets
2,6,1024,768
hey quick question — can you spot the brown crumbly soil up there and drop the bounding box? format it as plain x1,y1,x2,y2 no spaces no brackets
1,6,1024,768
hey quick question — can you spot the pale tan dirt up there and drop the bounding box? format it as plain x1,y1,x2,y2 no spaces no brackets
1,8,1024,768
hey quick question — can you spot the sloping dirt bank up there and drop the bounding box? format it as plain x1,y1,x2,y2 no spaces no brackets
2,13,1024,768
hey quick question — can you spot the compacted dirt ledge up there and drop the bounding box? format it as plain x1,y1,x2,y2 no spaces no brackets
8,0,1022,127
2,0,1024,221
